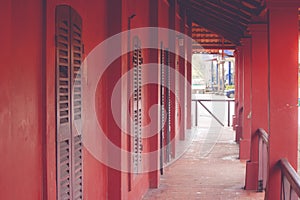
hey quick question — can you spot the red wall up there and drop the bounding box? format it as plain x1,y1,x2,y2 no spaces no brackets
0,1,189,199
0,0,43,199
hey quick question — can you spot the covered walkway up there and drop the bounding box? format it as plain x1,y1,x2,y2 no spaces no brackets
143,125,264,199
1,1,300,200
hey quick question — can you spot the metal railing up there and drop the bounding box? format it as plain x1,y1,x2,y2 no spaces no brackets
257,128,269,192
192,99,235,127
279,158,300,200
257,128,300,199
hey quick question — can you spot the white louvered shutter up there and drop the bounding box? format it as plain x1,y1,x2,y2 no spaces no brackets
132,37,143,174
56,5,83,200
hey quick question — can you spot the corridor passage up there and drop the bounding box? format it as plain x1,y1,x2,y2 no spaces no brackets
143,125,265,199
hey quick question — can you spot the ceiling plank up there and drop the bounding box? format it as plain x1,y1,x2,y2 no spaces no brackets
217,0,253,21
195,0,250,25
179,0,267,46
242,0,263,9
191,12,243,44
222,0,253,15
189,0,248,31
189,6,245,35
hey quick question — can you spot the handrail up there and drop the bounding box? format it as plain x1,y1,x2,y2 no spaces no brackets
192,99,235,102
257,128,269,145
257,128,300,199
192,99,234,127
279,158,300,199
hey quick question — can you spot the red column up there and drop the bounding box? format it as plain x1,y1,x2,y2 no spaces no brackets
148,0,160,188
266,1,299,199
168,0,176,159
236,46,244,144
234,49,240,140
178,10,186,140
245,24,268,190
186,18,192,129
107,1,123,199
239,38,252,160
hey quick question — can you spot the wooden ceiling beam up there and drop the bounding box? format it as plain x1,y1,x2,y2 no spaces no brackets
222,0,253,15
191,12,243,44
189,7,245,36
216,0,253,21
190,0,248,29
242,0,263,9
179,0,266,45
195,0,250,25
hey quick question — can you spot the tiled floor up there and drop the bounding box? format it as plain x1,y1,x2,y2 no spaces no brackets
143,125,265,200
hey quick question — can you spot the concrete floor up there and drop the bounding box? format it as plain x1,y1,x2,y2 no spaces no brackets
143,99,300,199
143,126,265,200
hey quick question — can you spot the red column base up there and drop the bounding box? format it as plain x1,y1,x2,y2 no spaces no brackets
235,125,242,143
149,170,159,188
180,130,185,141
245,161,259,190
187,124,191,129
239,139,250,160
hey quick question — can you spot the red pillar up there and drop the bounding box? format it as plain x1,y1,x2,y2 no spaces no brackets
245,24,268,190
236,46,244,144
107,1,123,199
186,17,192,129
234,49,240,140
232,50,238,131
168,0,176,159
148,0,160,188
266,1,299,199
178,10,186,140
239,38,252,160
